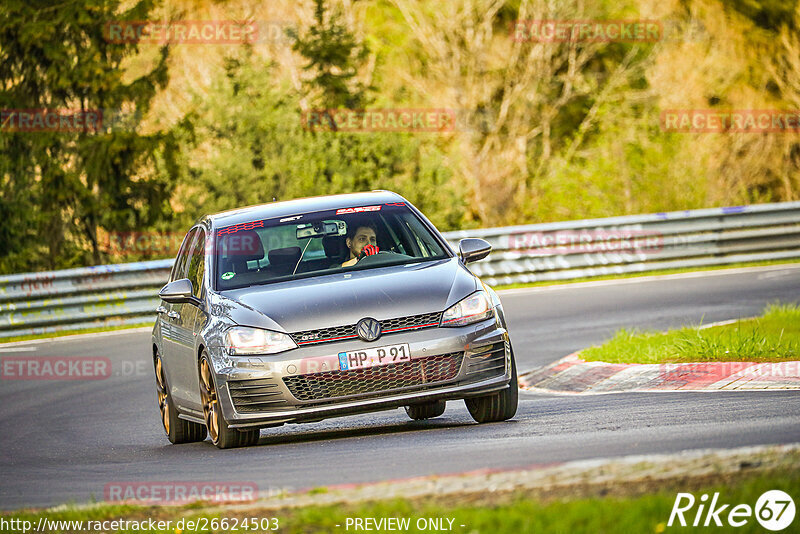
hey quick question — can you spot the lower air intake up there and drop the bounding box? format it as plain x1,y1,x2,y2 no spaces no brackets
284,352,463,401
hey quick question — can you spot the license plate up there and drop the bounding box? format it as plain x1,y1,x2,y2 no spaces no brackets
338,343,411,371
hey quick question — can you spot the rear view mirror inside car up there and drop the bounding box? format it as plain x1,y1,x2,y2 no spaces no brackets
296,220,346,239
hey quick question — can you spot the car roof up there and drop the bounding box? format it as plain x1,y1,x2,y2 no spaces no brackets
203,191,406,229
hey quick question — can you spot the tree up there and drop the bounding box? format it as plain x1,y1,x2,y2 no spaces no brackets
0,0,178,273
386,0,650,226
290,0,371,110
173,54,467,232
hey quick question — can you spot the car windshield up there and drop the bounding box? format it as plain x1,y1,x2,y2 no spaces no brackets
214,203,450,290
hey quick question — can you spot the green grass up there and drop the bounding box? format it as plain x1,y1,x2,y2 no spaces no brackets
581,303,800,364
0,323,151,345
5,469,798,533
493,258,800,290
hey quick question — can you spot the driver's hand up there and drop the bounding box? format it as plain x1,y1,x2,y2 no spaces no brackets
361,244,379,258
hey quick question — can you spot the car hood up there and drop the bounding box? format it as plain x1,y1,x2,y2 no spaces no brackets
219,258,478,333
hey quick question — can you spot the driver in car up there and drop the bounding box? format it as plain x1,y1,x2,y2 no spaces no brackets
340,222,379,267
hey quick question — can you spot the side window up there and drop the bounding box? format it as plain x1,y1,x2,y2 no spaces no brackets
381,215,409,255
171,228,197,282
186,229,206,298
400,214,443,258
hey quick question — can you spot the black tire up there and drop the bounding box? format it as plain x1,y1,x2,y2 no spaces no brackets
405,400,446,420
464,348,518,423
199,353,260,449
154,353,206,444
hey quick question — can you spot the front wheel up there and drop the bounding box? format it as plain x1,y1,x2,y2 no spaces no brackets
464,348,518,423
199,353,260,449
154,353,206,444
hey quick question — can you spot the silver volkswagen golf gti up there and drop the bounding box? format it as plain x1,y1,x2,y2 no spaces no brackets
152,191,517,448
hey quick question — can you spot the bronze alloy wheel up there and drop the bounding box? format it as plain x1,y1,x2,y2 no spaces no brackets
155,356,170,434
154,350,206,444
198,353,259,448
199,357,220,443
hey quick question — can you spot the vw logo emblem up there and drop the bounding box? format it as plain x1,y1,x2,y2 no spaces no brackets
356,318,382,342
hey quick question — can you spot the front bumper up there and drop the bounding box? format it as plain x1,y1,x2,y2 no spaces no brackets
208,318,511,428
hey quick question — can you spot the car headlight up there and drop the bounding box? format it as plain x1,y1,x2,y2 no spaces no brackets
224,327,297,355
440,291,494,327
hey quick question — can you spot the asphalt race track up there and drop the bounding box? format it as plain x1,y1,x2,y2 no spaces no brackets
1,265,799,510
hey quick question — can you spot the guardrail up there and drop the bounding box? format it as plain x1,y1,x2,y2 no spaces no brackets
0,260,173,339
453,201,800,286
2,201,799,339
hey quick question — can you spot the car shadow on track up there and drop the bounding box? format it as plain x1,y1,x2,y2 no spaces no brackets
148,416,516,454
148,401,531,452
252,417,476,448
246,398,534,448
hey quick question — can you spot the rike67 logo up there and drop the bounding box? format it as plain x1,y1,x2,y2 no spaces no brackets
668,490,795,531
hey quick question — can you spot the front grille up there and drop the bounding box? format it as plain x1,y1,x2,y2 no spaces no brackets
228,378,290,413
466,342,507,380
380,311,442,333
283,352,463,401
290,311,442,346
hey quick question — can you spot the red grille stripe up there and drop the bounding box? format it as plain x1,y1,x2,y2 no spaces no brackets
297,334,358,345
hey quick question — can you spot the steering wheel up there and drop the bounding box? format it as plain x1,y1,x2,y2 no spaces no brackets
356,251,409,266
356,250,390,262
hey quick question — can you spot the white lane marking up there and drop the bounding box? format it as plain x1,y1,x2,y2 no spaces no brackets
0,346,38,352
497,263,800,295
759,269,797,279
697,319,739,330
0,326,151,348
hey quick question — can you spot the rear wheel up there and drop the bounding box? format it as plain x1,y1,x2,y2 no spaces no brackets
464,348,518,423
199,353,260,449
154,353,206,444
405,400,446,420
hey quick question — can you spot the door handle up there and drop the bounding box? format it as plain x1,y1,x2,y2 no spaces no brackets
156,306,167,314
167,311,180,319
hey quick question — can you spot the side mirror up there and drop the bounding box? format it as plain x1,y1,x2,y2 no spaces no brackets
159,278,200,306
458,238,491,264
